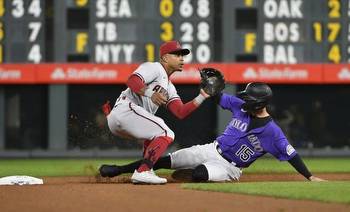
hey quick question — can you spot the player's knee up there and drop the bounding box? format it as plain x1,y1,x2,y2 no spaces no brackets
192,164,209,182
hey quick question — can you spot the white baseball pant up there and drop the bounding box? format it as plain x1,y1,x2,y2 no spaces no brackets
107,97,175,141
170,141,242,181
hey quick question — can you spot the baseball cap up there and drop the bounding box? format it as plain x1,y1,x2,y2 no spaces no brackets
159,41,190,57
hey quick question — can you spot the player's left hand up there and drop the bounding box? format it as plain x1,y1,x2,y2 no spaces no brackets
199,68,225,96
151,92,168,106
200,88,210,98
309,176,327,182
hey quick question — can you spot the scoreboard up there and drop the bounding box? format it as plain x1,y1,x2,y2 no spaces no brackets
1,0,45,63
63,0,214,63
225,0,350,63
1,0,350,64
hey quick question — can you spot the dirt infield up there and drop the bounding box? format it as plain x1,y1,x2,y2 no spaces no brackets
1,173,350,212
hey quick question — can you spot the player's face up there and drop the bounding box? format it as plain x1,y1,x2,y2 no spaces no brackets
167,53,185,71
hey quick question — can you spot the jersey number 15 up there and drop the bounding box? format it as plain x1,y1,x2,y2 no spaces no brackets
235,145,254,162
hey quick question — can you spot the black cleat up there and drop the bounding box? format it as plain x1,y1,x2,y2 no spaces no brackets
99,164,122,177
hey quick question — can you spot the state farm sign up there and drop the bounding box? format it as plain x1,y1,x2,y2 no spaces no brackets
51,68,118,80
0,69,21,80
323,65,350,83
243,67,308,79
231,64,323,83
0,65,36,84
36,64,136,84
337,68,350,80
0,63,350,84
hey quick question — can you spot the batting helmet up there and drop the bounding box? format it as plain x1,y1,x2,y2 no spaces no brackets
237,82,273,112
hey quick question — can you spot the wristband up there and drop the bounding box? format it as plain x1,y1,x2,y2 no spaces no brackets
144,88,154,97
193,94,206,105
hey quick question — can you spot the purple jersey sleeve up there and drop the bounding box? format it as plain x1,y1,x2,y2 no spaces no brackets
268,124,297,161
219,93,245,112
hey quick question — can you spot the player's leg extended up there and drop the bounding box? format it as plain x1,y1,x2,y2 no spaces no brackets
171,142,241,182
202,161,242,182
169,142,219,182
170,143,213,182
200,143,242,181
114,103,174,183
170,142,214,169
99,156,171,177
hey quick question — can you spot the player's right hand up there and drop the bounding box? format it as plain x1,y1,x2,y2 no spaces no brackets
151,92,168,106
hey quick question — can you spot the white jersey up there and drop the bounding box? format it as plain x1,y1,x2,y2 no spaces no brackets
118,62,180,114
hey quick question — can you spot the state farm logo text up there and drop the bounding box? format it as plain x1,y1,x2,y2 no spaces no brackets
51,68,117,80
0,69,21,79
338,68,350,80
243,67,308,79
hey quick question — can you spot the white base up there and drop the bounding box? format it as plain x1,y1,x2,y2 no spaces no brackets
0,175,44,185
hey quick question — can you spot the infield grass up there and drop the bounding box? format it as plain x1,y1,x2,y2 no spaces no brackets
245,157,350,173
182,181,350,204
0,157,350,177
0,159,138,177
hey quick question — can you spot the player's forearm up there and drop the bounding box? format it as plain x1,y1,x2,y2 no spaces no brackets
168,98,201,119
287,154,312,180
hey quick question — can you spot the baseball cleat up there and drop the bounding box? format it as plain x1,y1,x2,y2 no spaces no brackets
131,169,167,184
99,164,122,177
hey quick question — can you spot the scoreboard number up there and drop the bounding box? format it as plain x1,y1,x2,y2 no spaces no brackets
0,44,2,63
328,0,341,18
328,43,341,63
179,0,194,18
197,0,210,18
313,22,322,42
196,43,210,63
327,22,341,42
348,22,350,62
145,43,155,62
28,22,41,42
160,0,174,18
75,0,88,7
197,21,209,42
180,22,194,42
0,0,4,17
27,44,42,63
160,21,174,41
0,22,3,41
28,0,42,17
11,0,25,18
0,21,3,63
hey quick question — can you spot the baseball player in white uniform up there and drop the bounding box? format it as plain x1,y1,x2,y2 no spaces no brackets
102,40,210,184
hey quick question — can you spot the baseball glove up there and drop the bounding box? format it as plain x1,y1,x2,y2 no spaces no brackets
199,68,225,96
